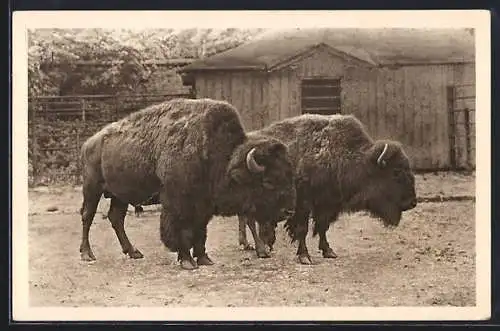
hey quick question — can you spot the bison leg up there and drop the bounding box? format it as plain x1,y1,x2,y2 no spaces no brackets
238,215,254,250
297,239,312,264
108,197,143,259
159,203,197,270
193,224,214,266
178,227,198,270
259,221,277,252
79,185,102,262
291,208,313,265
315,217,337,259
247,219,270,258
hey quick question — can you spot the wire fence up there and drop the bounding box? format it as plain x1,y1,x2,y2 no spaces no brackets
28,89,194,186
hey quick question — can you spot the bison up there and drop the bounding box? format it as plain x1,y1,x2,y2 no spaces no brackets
237,113,417,263
78,98,296,270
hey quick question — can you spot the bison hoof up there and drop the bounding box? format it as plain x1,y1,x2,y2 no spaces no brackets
197,255,214,266
128,249,144,259
240,243,255,251
256,246,271,258
180,259,198,270
80,250,96,262
322,248,338,259
298,254,313,265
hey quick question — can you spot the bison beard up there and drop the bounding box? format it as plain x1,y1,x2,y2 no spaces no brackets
238,114,417,264
78,98,296,270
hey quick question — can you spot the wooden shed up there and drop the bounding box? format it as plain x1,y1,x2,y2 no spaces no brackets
179,28,475,170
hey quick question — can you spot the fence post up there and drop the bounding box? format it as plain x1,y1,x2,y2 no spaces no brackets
446,86,457,169
463,108,471,170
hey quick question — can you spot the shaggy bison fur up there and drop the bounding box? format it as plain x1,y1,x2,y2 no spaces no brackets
238,113,417,263
78,98,296,270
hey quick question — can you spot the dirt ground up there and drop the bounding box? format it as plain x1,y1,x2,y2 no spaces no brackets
27,172,476,307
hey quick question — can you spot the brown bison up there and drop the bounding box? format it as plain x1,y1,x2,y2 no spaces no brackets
238,113,417,263
78,98,296,270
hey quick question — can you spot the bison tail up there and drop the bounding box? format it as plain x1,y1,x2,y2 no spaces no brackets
160,218,179,252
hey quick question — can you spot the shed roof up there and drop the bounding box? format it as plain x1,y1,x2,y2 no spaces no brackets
180,28,474,72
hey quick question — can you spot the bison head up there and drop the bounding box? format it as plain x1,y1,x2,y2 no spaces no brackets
224,136,297,226
348,140,417,227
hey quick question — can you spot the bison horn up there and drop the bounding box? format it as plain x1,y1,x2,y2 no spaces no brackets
377,143,389,166
246,147,265,173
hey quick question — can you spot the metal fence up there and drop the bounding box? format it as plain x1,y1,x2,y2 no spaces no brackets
28,90,194,185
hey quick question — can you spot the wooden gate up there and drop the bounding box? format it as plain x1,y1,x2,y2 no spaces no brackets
447,84,475,170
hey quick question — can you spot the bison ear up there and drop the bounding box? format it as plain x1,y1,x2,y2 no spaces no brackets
370,141,398,168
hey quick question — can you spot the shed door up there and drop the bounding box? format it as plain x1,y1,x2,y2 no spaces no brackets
301,78,341,115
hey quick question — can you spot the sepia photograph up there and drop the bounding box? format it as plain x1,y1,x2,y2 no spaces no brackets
12,10,491,321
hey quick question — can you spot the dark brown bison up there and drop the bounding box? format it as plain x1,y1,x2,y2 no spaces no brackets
238,113,417,263
78,98,296,270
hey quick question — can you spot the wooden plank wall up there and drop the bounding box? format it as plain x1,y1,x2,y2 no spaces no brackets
340,65,377,137
343,62,475,170
267,48,346,123
194,72,266,131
